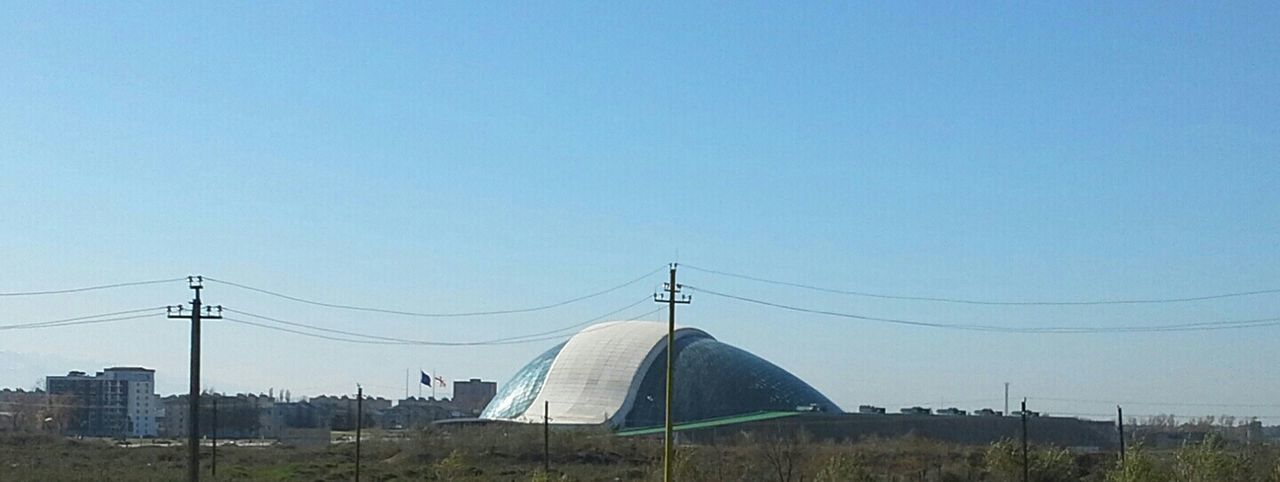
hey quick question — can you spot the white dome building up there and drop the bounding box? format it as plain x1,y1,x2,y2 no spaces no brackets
481,321,839,428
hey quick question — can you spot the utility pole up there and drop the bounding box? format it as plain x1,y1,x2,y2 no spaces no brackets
543,400,550,474
1020,398,1029,482
1004,382,1009,416
1117,405,1126,466
355,385,363,482
211,397,217,477
168,276,221,482
654,263,690,482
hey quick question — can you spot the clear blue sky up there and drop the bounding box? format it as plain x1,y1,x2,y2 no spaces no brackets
2,2,1278,420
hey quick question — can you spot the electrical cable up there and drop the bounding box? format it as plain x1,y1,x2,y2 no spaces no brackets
482,306,665,346
0,307,167,331
686,285,1280,333
221,301,665,347
221,317,416,345
683,264,1280,306
204,266,664,318
478,296,652,343
0,278,185,297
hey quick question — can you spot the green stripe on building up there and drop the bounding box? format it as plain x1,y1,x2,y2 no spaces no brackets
615,411,801,437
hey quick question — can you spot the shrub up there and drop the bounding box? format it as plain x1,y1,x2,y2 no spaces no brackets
813,453,874,482
984,439,1076,482
1173,435,1247,482
1104,445,1168,482
434,449,474,480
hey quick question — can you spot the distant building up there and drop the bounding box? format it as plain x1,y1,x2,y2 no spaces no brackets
857,405,886,414
262,401,330,440
161,393,330,441
1261,425,1280,442
900,407,932,416
452,379,497,415
380,397,463,429
160,395,187,438
310,395,391,430
46,367,160,437
974,408,1002,417
936,408,967,416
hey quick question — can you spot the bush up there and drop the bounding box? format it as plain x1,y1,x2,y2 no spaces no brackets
813,453,875,482
984,439,1076,482
1173,435,1247,482
1104,445,1168,482
434,449,474,480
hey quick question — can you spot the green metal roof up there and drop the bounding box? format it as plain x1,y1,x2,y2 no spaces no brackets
615,411,800,437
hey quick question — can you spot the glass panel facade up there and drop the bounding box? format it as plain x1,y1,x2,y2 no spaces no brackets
623,337,841,428
480,341,566,420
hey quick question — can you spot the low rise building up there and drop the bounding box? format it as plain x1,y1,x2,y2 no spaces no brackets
261,401,330,440
900,406,932,416
47,367,160,437
310,395,392,430
380,397,464,429
451,379,497,415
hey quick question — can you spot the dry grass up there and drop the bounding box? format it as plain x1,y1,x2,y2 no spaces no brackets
2,428,1277,481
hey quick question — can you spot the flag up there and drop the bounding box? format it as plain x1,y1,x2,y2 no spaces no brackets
420,371,432,387
434,375,447,387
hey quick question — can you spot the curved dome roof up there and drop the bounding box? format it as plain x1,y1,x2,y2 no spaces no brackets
481,321,840,427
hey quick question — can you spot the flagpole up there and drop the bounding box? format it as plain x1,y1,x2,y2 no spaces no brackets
404,368,409,400
418,368,422,398
432,367,437,400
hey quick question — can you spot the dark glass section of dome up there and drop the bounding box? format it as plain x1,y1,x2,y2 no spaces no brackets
480,341,566,420
623,337,841,428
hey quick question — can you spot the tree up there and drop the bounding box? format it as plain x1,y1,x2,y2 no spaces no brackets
756,428,811,482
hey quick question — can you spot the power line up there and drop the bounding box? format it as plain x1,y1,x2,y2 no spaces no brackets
224,309,439,344
683,264,1280,306
482,307,665,346
203,266,664,318
0,312,164,330
0,278,185,297
221,302,665,347
687,285,1280,333
222,317,413,345
0,307,167,331
478,296,651,343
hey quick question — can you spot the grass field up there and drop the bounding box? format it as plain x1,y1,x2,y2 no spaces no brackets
3,427,1279,481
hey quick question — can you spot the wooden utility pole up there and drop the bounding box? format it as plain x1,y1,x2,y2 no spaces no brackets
168,276,221,482
211,397,217,477
654,263,690,482
1021,398,1029,482
1118,405,1126,466
355,385,363,482
1004,382,1010,416
543,400,550,474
